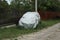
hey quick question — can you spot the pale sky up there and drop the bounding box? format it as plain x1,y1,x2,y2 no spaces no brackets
6,0,12,4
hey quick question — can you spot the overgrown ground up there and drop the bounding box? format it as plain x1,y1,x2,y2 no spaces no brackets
0,19,60,39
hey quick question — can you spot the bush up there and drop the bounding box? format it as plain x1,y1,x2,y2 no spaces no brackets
38,0,60,11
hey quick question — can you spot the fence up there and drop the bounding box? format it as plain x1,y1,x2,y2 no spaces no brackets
38,11,60,20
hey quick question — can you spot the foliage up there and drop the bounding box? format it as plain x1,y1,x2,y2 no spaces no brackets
0,0,9,19
0,0,35,25
0,0,60,25
38,0,60,11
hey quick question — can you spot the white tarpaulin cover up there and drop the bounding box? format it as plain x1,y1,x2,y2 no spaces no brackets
19,12,40,29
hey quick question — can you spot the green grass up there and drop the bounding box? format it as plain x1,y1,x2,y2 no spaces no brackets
37,19,60,29
0,19,60,39
0,27,37,39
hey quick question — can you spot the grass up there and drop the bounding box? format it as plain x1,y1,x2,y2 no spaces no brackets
0,27,37,39
37,19,60,29
0,19,60,39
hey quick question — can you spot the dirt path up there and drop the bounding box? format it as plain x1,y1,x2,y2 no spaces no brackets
3,23,60,40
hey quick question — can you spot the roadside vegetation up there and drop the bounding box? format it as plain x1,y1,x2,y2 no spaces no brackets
0,0,60,39
0,19,60,39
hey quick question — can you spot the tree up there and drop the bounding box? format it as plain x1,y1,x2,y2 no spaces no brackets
0,0,9,19
10,0,35,17
38,0,60,11
9,0,35,25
